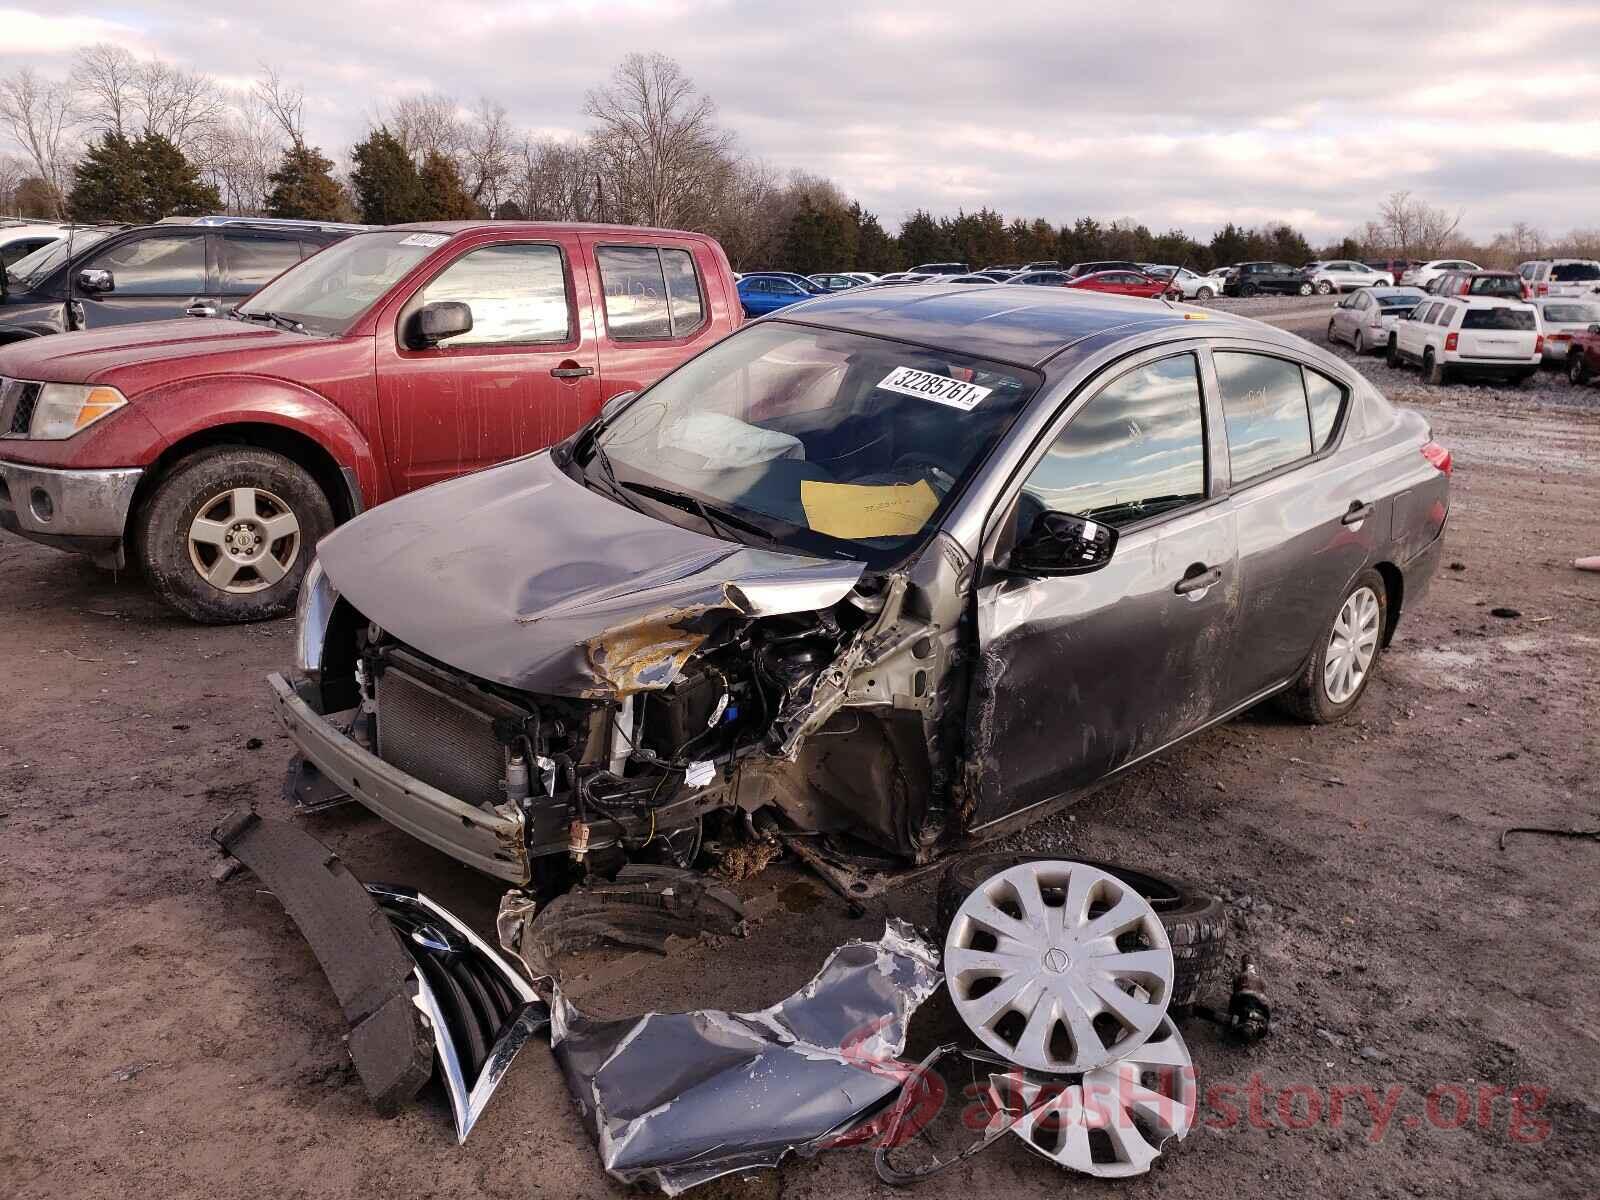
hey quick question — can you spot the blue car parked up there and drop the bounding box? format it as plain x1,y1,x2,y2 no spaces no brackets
737,273,824,317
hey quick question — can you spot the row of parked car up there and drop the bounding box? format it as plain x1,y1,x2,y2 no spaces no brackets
1217,256,1600,300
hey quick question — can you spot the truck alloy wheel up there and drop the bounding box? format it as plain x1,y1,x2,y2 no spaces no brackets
187,486,301,594
943,859,1174,1074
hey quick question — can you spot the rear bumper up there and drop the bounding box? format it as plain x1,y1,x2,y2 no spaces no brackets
0,460,141,563
268,671,531,883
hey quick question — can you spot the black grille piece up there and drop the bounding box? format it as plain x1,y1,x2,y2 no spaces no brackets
1,379,42,437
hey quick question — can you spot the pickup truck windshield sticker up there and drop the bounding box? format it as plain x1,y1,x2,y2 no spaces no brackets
875,365,992,411
397,233,449,248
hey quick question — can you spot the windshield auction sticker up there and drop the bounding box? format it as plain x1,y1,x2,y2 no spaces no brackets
397,233,450,248
875,366,992,410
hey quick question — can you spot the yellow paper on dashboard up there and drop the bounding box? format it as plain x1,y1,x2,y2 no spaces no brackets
800,479,939,539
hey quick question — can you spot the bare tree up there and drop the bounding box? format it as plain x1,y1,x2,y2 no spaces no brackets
511,135,600,221
72,44,140,137
461,98,513,213
0,152,25,213
254,64,306,150
1377,191,1464,260
0,69,78,217
584,52,735,229
388,92,462,162
72,45,224,153
196,90,286,214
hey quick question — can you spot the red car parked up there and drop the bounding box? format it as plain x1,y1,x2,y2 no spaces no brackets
1065,269,1171,299
0,222,740,622
1567,323,1600,386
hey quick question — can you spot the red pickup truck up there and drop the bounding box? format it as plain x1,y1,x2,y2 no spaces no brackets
0,221,740,621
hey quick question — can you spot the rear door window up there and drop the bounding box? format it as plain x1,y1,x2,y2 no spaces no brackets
597,245,706,340
1213,352,1314,484
413,242,571,346
220,234,305,293
85,233,206,295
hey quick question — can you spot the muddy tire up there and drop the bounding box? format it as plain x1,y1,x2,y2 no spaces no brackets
1387,336,1402,368
1327,319,1338,344
1424,348,1449,386
134,446,333,624
935,851,1228,1014
1277,567,1388,724
1571,354,1591,385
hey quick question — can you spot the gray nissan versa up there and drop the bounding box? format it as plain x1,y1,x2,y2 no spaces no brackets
272,284,1450,886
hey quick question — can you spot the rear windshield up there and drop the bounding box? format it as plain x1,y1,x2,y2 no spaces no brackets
1543,303,1600,323
1461,308,1535,331
1468,276,1522,296
1551,263,1600,282
1378,297,1422,312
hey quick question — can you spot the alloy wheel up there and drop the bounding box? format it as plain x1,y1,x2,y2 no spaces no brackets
186,486,302,594
1324,585,1380,704
944,860,1174,1073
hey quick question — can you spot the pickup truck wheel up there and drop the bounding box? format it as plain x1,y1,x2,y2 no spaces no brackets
135,446,333,624
935,853,1228,1015
1277,568,1387,724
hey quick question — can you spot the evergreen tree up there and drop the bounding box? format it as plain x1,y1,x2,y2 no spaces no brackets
69,132,146,223
138,132,221,220
851,204,899,272
1209,222,1250,268
350,127,428,225
782,196,855,274
419,151,478,220
267,145,346,221
897,209,948,267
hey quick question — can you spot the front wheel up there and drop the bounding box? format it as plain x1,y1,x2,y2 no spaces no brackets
1572,355,1592,385
1316,280,1334,295
1298,282,1314,296
1327,319,1338,344
1241,283,1259,298
1277,569,1388,723
134,446,334,624
1196,286,1214,300
1387,337,1402,368
1354,330,1367,354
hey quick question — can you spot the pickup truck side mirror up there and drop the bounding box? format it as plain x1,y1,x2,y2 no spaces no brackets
77,268,114,294
411,301,472,348
1010,510,1118,577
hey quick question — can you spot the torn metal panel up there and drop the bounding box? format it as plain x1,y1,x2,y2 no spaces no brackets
210,811,433,1115
545,919,942,1196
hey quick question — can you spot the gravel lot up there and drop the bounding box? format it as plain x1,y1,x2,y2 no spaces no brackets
3,312,1598,1200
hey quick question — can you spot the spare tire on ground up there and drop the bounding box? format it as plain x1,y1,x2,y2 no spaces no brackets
934,851,1228,1014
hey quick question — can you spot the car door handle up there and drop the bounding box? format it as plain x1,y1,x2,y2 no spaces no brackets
1174,564,1223,595
550,363,593,379
1341,500,1375,525
186,301,219,318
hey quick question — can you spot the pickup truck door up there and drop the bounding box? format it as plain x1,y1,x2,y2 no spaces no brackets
71,230,217,330
579,235,729,398
374,237,601,494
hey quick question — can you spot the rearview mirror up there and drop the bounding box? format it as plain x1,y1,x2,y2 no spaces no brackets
1010,510,1118,577
600,390,637,423
411,301,472,347
77,268,114,294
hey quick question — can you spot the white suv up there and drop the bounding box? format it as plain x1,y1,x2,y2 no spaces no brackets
1399,259,1481,289
0,221,67,270
1386,295,1542,385
1303,260,1393,293
1516,258,1600,300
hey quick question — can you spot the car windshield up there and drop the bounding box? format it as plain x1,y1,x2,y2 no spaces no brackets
1551,263,1600,282
589,322,1038,568
1461,308,1535,331
4,229,112,287
233,231,447,334
1543,303,1600,323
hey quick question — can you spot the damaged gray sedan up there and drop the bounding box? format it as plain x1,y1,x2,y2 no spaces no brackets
271,284,1450,886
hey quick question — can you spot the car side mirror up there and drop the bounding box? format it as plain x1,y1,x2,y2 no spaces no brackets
77,268,114,294
1590,323,1600,334
600,390,636,423
1010,510,1118,577
410,301,472,347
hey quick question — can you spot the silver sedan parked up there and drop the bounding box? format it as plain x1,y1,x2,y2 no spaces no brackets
1327,286,1427,355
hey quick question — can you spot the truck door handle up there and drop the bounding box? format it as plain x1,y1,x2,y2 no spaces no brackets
1174,564,1223,595
186,301,220,318
1341,500,1374,525
550,363,593,379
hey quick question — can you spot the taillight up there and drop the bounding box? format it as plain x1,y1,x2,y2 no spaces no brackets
1537,283,1549,296
1520,282,1531,299
1445,331,1458,351
1421,441,1452,475
1535,334,1544,354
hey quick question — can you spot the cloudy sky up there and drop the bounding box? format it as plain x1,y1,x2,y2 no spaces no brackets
5,0,1598,240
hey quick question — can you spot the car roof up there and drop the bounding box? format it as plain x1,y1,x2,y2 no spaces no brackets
384,220,720,241
767,283,1264,369
1448,295,1533,307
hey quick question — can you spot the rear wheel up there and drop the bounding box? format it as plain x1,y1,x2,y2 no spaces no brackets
1572,354,1592,385
1424,348,1450,385
1354,329,1366,354
1278,569,1387,723
1298,282,1314,296
1387,336,1402,368
1196,286,1214,300
134,446,334,624
1327,319,1338,343
1241,283,1259,298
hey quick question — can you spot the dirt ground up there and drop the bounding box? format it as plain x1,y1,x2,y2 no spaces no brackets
3,309,1597,1199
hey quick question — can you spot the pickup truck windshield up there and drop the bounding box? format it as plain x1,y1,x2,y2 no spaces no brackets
593,321,1038,568
234,231,448,334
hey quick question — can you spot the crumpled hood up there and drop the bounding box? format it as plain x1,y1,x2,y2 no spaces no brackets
317,451,865,697
0,319,322,390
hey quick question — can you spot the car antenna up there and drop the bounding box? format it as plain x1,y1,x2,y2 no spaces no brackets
64,217,76,328
1160,253,1191,310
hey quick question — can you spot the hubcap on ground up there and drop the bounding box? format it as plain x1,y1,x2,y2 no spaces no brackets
1324,585,1380,703
944,860,1173,1073
187,486,301,594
